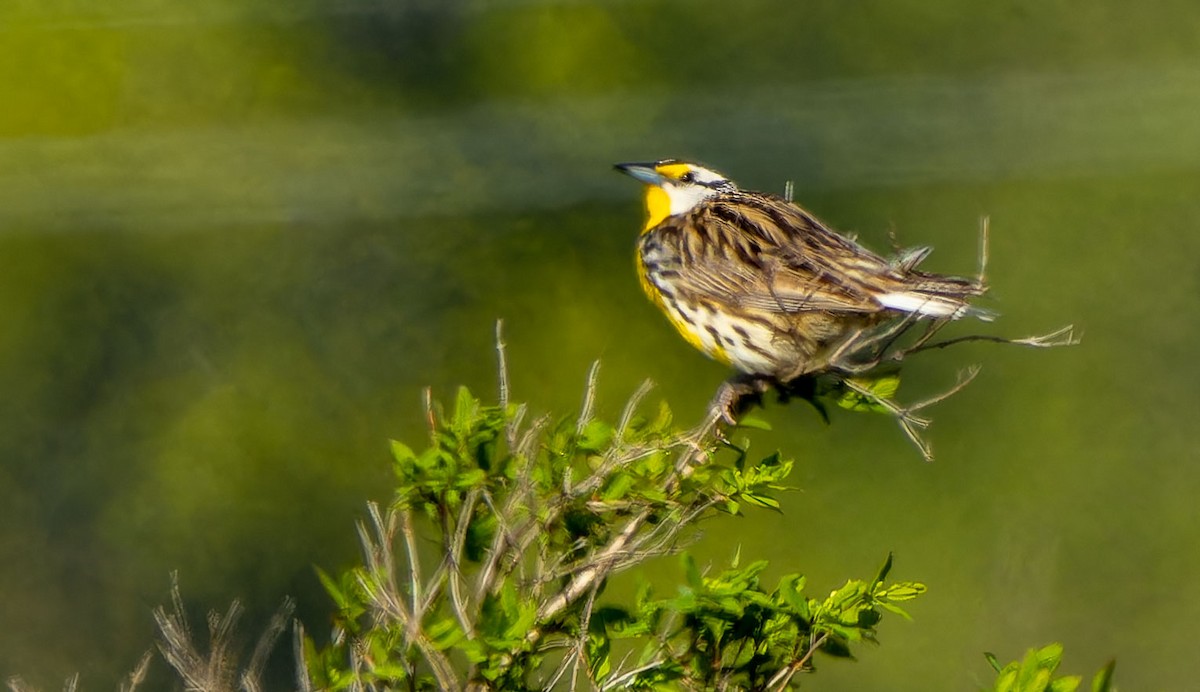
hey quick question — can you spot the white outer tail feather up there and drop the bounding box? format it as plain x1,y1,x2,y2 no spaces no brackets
877,292,984,320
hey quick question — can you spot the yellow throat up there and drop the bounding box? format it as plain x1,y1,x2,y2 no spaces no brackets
639,162,692,232
642,185,671,232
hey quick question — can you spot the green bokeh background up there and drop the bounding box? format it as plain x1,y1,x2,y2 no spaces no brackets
3,0,1199,688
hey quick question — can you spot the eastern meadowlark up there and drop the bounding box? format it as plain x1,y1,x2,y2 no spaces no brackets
616,159,992,384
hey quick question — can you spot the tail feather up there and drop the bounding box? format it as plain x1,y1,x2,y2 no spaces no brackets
877,290,996,321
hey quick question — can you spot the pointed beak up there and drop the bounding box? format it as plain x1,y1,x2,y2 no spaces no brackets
614,162,666,186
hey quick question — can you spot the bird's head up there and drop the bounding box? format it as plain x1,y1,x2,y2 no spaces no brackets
615,159,737,231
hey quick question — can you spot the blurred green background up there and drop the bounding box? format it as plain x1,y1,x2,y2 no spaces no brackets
3,0,1199,688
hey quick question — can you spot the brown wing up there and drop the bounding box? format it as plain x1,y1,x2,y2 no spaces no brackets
643,192,901,315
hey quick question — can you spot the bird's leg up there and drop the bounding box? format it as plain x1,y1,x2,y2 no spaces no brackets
707,374,773,427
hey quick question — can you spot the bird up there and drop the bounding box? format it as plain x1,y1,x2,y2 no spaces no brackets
615,159,991,385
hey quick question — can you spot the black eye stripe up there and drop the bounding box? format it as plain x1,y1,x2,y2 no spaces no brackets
673,168,733,190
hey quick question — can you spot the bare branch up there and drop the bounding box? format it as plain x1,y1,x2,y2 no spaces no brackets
906,324,1079,356
577,360,602,435
423,386,436,445
976,216,991,286
840,366,985,463
122,652,153,692
537,507,652,622
292,621,314,692
142,575,302,692
602,659,670,691
496,319,510,413
398,507,423,619
617,379,655,441
538,416,719,623
571,585,602,691
239,598,295,692
766,632,830,691
351,523,461,692
355,517,407,626
447,489,481,639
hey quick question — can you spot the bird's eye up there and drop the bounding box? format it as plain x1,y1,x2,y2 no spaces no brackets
680,172,696,183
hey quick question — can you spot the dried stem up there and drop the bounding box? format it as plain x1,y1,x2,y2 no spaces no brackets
496,319,510,413
577,360,601,435
447,489,481,639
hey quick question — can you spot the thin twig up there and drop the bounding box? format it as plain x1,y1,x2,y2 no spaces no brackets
907,324,1079,355
121,652,152,692
423,386,436,446
352,536,460,691
538,415,719,623
908,366,983,413
293,621,314,692
447,489,481,639
602,659,669,690
496,319,510,412
356,518,406,625
766,632,830,691
476,410,542,602
367,503,407,630
398,508,423,620
977,215,991,287
577,361,602,435
617,379,655,442
573,585,602,691
537,507,652,622
240,597,295,692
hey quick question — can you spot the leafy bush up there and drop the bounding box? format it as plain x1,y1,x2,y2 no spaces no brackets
301,376,927,690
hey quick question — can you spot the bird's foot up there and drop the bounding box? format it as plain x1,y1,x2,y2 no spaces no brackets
707,374,773,428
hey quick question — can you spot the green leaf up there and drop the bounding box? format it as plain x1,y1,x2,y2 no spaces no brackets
505,600,538,643
601,472,636,501
995,669,1018,692
427,617,466,650
877,601,913,620
1015,644,1062,691
453,386,477,434
1033,643,1065,673
741,493,781,511
778,574,807,607
1048,676,1082,692
457,468,487,488
579,419,615,452
880,581,927,601
315,567,344,607
835,373,902,414
683,553,702,590
1090,660,1116,692
390,439,417,463
984,651,1003,673
651,399,673,433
